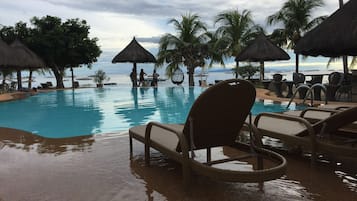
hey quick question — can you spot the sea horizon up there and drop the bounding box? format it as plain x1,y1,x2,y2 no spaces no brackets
23,49,351,88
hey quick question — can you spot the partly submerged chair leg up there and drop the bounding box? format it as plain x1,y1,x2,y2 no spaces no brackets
129,135,133,155
145,143,150,166
182,159,191,188
206,148,211,163
257,155,264,170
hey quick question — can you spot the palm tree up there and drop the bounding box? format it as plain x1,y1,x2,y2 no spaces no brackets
156,13,208,86
267,0,326,73
214,9,259,78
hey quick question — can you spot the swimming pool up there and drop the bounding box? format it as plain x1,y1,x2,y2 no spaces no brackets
0,87,304,138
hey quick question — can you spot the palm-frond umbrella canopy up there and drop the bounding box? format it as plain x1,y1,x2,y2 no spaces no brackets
10,39,45,69
235,34,290,80
0,39,16,68
112,37,156,87
10,39,45,89
294,0,357,58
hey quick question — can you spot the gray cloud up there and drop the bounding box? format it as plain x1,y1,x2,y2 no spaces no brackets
1,0,341,51
42,0,215,18
136,36,161,44
40,0,339,30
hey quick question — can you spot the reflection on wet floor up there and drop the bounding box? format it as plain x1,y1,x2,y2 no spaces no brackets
0,130,356,201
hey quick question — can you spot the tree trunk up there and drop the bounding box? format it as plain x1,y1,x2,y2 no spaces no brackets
52,67,65,88
339,0,343,7
17,70,22,90
235,61,239,79
188,67,195,86
28,70,33,89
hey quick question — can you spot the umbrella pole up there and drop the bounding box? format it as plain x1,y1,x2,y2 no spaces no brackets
260,61,264,81
343,56,348,75
28,70,33,89
16,70,22,90
71,67,75,89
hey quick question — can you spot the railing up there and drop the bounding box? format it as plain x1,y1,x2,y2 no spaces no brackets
286,83,328,108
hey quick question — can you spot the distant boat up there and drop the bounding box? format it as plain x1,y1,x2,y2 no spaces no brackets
76,77,93,81
194,73,208,77
144,77,167,82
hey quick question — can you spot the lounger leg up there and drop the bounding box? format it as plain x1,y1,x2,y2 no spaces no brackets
145,144,150,166
182,162,191,189
129,135,133,156
310,149,317,166
129,135,133,153
257,155,264,170
206,148,211,163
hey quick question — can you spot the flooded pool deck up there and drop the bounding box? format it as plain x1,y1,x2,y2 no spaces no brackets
0,131,356,201
1,88,356,200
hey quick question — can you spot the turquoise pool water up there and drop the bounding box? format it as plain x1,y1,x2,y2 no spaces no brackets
0,87,304,138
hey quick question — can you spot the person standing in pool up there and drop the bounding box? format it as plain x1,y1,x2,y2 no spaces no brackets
129,68,137,87
151,69,159,87
139,69,147,87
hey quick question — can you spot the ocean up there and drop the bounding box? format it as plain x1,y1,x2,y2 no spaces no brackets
25,49,349,88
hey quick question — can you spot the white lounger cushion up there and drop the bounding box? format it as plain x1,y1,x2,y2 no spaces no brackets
130,124,183,151
256,116,308,136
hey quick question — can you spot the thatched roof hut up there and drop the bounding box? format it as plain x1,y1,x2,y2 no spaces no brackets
10,39,45,69
112,37,156,63
236,34,290,62
235,34,290,80
0,39,45,69
0,39,16,68
294,0,357,57
112,37,156,87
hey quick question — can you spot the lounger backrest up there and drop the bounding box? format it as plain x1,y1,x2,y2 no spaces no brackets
318,106,357,136
293,72,305,85
182,79,256,150
328,72,343,86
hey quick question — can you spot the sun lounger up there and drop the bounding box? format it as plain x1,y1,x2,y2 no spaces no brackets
283,107,339,124
129,79,287,187
254,106,357,163
283,107,357,136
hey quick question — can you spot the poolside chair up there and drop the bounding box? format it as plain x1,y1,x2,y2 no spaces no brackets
293,72,307,99
254,106,357,163
272,73,283,97
283,107,340,124
129,79,287,187
325,72,344,101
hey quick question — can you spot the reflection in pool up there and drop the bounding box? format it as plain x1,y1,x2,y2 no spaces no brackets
0,86,304,138
0,131,355,201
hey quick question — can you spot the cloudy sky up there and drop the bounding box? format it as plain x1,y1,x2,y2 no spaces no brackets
0,0,341,52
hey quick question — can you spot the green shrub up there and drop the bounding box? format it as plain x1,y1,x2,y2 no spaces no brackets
234,65,259,79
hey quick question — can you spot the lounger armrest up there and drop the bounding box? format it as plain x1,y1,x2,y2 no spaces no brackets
300,107,338,118
254,112,316,139
145,122,190,159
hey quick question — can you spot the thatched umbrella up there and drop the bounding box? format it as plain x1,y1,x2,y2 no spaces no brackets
112,37,156,87
235,34,290,80
10,39,45,89
10,40,45,68
294,0,357,74
0,39,16,67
